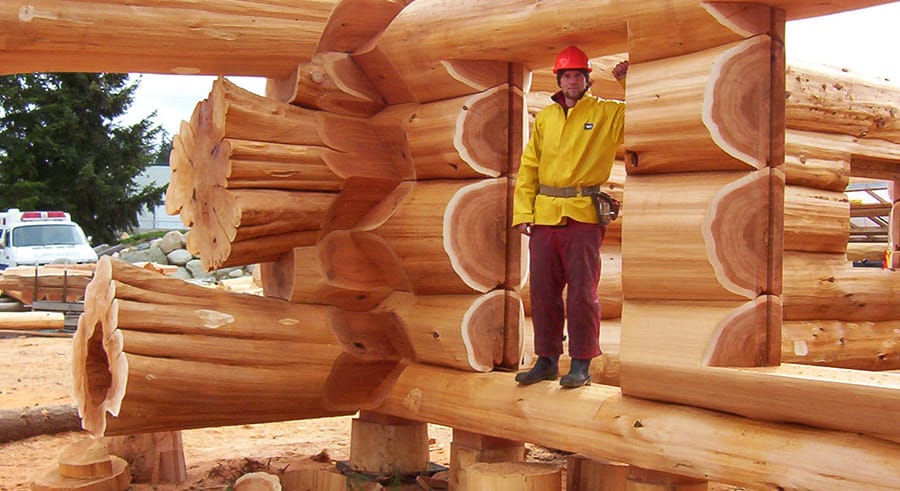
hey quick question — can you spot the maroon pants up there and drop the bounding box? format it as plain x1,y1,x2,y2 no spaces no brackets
528,220,605,360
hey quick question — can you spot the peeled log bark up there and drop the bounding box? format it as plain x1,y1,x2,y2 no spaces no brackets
784,129,851,192
783,185,849,253
72,257,402,437
786,61,900,144
623,170,781,302
324,179,509,295
783,251,900,322
625,37,773,174
0,311,65,331
783,319,900,370
375,363,900,491
0,0,337,77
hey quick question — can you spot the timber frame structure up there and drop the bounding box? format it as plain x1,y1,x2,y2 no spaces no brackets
4,1,900,489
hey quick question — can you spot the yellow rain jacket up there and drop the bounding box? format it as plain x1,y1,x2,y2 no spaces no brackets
513,91,625,226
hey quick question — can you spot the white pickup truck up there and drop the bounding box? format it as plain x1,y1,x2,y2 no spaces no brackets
0,208,98,269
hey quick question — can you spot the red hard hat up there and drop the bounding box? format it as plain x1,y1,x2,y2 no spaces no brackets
553,46,592,74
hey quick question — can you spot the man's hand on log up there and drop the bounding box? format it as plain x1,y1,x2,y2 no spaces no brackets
613,60,629,81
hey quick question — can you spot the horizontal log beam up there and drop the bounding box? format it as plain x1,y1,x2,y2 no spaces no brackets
374,363,900,490
0,0,338,77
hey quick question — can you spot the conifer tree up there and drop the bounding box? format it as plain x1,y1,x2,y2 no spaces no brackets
0,72,166,244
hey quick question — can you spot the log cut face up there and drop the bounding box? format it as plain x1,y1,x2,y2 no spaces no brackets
626,37,772,174
72,257,410,436
623,171,776,302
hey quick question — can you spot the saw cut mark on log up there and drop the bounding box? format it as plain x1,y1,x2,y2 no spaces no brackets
701,168,778,299
703,295,780,367
267,52,386,116
703,35,771,169
443,179,508,293
452,85,516,178
701,2,774,39
324,353,407,411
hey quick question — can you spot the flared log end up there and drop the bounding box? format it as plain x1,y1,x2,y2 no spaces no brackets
73,257,126,438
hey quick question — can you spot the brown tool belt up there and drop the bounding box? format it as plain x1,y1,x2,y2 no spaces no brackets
537,183,620,225
538,184,602,198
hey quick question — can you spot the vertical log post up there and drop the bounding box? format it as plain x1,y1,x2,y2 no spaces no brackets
449,429,524,490
625,467,708,491
461,462,561,491
566,455,629,491
104,431,187,484
349,411,430,476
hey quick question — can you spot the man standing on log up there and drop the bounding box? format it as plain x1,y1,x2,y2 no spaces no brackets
513,46,627,388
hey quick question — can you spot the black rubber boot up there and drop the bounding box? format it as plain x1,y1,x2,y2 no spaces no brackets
560,357,592,388
514,356,559,385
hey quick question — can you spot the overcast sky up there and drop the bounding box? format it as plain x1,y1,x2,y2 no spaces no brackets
119,2,900,138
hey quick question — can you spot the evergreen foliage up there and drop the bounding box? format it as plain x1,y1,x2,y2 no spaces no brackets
0,73,166,244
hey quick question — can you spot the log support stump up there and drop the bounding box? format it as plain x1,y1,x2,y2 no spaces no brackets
349,411,430,476
566,454,629,491
460,462,561,491
104,431,187,484
449,429,524,490
30,438,131,491
626,466,708,491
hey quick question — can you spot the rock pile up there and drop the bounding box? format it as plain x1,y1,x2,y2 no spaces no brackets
116,230,256,284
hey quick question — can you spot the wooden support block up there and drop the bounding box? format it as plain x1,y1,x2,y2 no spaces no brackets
449,429,525,489
104,431,186,484
566,454,628,491
349,413,429,475
626,466,708,491
460,462,561,491
57,439,113,479
31,454,131,491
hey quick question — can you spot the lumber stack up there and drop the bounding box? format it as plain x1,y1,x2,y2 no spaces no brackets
0,265,93,304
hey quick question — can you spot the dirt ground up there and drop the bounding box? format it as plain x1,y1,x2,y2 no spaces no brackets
0,334,570,491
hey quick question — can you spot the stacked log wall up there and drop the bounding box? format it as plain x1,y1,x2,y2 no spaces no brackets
30,1,900,488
